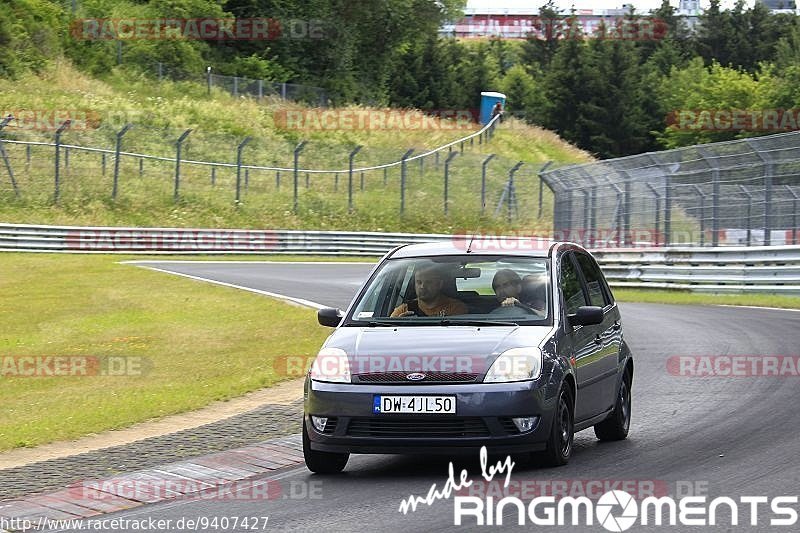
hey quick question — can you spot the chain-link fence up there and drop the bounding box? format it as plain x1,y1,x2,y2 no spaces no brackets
541,131,800,247
0,114,560,229
153,63,329,107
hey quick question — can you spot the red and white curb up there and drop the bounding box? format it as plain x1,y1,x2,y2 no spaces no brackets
0,434,304,527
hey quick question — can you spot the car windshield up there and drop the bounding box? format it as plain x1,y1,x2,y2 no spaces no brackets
347,255,551,326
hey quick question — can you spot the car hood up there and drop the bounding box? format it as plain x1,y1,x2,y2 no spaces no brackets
324,325,552,375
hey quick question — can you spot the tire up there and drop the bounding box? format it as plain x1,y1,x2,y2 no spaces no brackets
540,384,574,467
594,370,632,441
303,419,349,474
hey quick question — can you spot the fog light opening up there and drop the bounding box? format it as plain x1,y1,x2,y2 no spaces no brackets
311,416,328,433
512,416,538,433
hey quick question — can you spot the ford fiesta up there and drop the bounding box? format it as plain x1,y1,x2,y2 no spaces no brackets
303,241,634,473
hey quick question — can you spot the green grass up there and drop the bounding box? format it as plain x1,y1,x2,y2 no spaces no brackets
0,253,330,451
0,62,591,233
614,288,800,309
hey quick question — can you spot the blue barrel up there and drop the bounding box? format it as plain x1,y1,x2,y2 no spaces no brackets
480,91,506,125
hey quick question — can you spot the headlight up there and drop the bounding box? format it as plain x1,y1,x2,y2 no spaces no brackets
484,347,542,383
310,347,351,383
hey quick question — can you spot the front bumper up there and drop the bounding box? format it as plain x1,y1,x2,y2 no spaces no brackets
304,377,557,454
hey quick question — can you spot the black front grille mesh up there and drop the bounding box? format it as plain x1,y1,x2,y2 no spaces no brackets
346,417,489,438
354,372,479,384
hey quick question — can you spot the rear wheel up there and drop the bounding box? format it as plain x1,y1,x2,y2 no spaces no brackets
541,385,574,467
594,371,632,441
303,419,349,474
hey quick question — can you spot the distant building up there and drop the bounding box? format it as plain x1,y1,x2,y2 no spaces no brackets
757,0,797,13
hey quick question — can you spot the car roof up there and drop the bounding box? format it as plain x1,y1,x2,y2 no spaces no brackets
387,240,586,259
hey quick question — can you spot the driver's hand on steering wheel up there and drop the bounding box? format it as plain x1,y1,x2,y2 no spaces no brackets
397,310,416,317
501,297,519,307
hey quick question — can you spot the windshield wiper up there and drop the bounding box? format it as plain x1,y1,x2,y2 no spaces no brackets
436,319,519,327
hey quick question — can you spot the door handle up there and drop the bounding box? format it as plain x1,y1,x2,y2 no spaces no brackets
594,334,602,345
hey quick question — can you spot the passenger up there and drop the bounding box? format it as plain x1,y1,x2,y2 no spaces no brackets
492,269,547,315
391,263,467,317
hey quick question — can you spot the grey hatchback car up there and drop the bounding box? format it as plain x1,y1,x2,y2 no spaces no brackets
303,241,633,473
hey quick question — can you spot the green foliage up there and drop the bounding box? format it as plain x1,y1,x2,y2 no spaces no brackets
0,0,66,77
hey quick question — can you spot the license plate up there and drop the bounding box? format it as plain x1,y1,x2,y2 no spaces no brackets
373,395,456,414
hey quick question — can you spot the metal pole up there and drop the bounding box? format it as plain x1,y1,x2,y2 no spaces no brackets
664,174,672,246
383,167,388,187
206,67,212,95
787,185,799,245
101,153,106,176
537,161,554,219
305,172,310,188
139,158,143,177
235,136,252,204
764,162,774,246
360,171,364,191
646,183,662,247
54,120,71,202
590,186,597,247
507,162,524,223
348,145,362,211
444,152,459,216
233,76,239,98
293,141,307,213
740,185,753,247
211,166,216,186
693,185,706,246
481,154,496,215
0,115,20,198
174,129,192,201
334,172,338,192
400,149,414,215
581,190,590,246
112,123,133,200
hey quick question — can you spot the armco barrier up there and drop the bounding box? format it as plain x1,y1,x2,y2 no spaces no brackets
1,223,799,294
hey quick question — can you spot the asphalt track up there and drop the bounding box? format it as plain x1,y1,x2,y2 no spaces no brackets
55,261,800,532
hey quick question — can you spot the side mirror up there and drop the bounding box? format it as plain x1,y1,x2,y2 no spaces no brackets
568,306,604,327
317,308,343,327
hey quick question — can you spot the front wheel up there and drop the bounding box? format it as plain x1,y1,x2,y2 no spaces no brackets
303,419,349,474
594,371,631,441
540,385,574,467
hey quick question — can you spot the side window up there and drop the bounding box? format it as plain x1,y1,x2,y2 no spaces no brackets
559,253,587,315
575,253,608,308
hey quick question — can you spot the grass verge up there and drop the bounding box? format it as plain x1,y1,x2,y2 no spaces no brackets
0,253,329,451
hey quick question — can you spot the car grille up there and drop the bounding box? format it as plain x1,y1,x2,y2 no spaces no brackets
499,417,521,435
346,417,490,438
353,372,480,384
322,417,337,435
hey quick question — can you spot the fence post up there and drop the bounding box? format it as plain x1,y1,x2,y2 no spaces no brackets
739,185,753,247
112,123,133,200
101,153,106,176
65,147,70,174
590,186,598,247
233,76,239,98
400,149,414,215
258,79,263,100
174,129,192,202
293,141,307,213
206,66,212,95
235,136,252,204
383,167,388,187
306,172,310,188
787,185,799,245
621,170,632,246
158,62,164,81
507,162,524,223
54,120,71,203
211,166,216,186
646,183,661,246
481,154,496,215
276,171,280,190
693,185,706,246
281,83,287,99
0,115,20,198
537,161,553,219
334,172,338,192
348,145,362,212
444,151,459,216
139,158,143,177
664,173,672,246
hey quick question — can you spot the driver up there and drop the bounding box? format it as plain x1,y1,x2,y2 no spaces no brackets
390,263,467,317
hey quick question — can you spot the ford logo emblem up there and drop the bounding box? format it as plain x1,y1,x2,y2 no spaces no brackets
406,372,426,381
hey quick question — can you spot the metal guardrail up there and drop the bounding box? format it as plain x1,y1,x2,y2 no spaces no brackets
2,224,800,294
